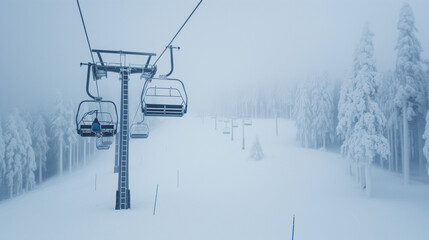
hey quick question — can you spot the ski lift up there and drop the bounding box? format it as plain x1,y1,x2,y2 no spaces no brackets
232,121,239,128
101,135,113,145
130,121,149,139
222,121,231,134
141,78,188,117
76,100,118,137
96,136,112,150
223,127,231,134
243,118,252,126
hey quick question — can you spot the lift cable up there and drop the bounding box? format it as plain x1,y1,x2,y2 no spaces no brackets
76,0,102,102
77,0,95,64
77,0,104,122
153,0,203,65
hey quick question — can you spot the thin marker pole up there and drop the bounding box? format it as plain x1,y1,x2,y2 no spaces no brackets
242,119,245,150
153,184,159,216
276,115,278,137
231,119,234,141
291,214,295,240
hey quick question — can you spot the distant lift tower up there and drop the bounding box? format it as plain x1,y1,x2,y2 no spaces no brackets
82,49,157,210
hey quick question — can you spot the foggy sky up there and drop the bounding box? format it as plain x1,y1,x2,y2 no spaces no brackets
1,0,429,115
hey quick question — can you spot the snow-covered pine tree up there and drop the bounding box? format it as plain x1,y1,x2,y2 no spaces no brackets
395,3,427,184
293,81,313,147
15,111,37,192
50,92,68,176
32,115,49,183
2,110,35,196
4,112,21,197
0,119,5,190
424,113,429,175
250,136,264,160
337,24,389,196
312,74,335,149
424,61,429,175
377,71,400,171
64,100,77,173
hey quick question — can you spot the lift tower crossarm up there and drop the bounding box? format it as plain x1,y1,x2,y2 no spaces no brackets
92,49,156,56
86,50,157,75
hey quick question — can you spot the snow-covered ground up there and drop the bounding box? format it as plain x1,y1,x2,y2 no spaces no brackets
0,117,428,240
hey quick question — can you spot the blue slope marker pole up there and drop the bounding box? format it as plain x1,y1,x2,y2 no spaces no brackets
291,214,295,240
153,184,159,216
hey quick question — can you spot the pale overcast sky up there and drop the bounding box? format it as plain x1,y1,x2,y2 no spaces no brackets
0,0,428,114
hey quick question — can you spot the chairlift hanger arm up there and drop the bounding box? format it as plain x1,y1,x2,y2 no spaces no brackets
163,46,180,77
83,63,101,100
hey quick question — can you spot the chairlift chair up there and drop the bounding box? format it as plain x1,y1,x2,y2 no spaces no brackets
222,121,231,134
96,136,111,150
232,121,239,128
243,118,252,126
130,121,149,139
101,135,113,145
223,127,231,134
141,78,188,117
76,100,118,137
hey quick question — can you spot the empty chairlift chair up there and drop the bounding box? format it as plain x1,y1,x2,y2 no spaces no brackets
141,78,188,117
223,121,231,134
96,136,112,150
130,122,149,139
243,118,252,126
101,135,113,145
223,127,231,134
232,121,239,128
76,100,118,138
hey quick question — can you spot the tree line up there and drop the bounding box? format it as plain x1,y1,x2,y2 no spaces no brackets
228,3,429,196
296,3,429,195
0,93,96,200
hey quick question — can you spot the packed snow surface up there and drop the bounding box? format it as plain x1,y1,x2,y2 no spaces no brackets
0,117,428,240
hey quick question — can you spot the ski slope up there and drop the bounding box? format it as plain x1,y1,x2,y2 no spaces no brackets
0,117,428,240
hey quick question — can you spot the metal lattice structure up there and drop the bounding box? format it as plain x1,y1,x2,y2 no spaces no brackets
79,49,157,210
